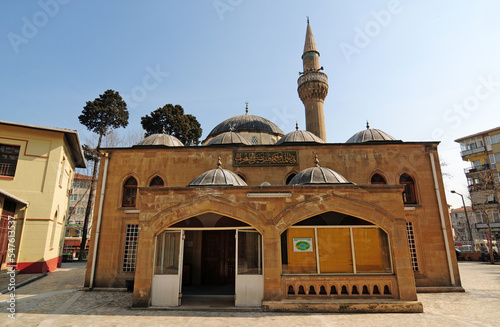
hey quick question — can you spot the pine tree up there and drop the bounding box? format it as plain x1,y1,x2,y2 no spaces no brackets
77,89,128,260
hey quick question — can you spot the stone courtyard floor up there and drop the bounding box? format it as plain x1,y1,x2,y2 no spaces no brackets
0,261,499,326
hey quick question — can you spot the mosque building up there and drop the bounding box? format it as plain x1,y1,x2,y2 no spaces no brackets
83,21,462,313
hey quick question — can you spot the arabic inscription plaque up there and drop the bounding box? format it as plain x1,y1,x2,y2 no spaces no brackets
233,150,298,166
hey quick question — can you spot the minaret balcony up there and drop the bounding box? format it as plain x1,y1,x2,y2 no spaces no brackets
298,71,328,87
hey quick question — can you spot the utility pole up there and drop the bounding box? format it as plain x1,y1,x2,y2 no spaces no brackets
451,190,474,242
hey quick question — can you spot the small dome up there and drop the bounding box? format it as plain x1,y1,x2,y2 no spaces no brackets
276,124,325,144
289,154,350,185
289,166,350,185
188,156,247,186
346,122,396,143
136,134,184,146
206,131,251,146
188,167,247,186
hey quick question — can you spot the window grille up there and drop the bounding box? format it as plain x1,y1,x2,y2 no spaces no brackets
0,144,20,177
122,224,139,272
149,176,164,187
406,222,419,272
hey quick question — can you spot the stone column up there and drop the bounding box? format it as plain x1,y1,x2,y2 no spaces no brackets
132,222,154,307
392,218,418,301
263,225,283,301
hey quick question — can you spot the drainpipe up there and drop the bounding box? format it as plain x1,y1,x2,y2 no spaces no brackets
429,151,456,286
89,153,110,289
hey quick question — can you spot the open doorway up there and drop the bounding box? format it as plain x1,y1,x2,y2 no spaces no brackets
151,214,263,308
182,230,236,297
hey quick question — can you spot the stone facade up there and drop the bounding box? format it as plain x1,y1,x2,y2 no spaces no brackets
83,21,460,313
84,142,460,312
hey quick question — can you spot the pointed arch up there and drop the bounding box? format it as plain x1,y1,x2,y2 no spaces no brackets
236,173,247,183
148,176,165,187
149,195,266,235
273,194,398,234
370,171,387,184
399,172,418,204
122,176,138,207
285,170,299,185
147,172,167,187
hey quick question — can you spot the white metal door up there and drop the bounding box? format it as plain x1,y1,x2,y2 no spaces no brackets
151,230,184,306
235,230,264,307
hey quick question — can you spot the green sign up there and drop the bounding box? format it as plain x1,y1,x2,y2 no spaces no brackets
293,238,313,252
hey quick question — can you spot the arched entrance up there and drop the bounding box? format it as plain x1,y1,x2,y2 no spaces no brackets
151,214,264,307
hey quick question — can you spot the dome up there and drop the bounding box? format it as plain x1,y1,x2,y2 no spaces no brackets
206,131,251,146
188,167,247,186
289,167,350,185
136,133,184,146
289,155,351,185
276,124,325,145
188,157,247,186
346,122,396,143
207,110,284,139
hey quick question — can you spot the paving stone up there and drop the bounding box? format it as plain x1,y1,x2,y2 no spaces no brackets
0,261,498,326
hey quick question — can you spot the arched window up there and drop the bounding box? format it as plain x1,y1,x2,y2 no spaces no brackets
371,173,387,184
237,174,246,183
281,212,391,275
286,173,297,185
122,177,138,207
149,176,164,187
400,173,417,204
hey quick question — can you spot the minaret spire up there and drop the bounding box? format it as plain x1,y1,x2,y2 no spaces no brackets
297,19,328,142
303,19,319,60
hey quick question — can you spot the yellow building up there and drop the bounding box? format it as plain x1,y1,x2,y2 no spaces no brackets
455,126,500,232
84,22,461,313
0,121,86,273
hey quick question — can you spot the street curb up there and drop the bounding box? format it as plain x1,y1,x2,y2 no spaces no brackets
0,272,48,294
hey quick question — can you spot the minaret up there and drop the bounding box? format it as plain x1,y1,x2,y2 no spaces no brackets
297,19,328,142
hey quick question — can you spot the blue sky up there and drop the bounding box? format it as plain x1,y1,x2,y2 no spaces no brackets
2,0,500,208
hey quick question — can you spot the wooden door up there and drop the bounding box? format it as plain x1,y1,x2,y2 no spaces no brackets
202,230,235,285
0,199,16,266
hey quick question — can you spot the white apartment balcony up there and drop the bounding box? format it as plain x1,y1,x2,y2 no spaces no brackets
460,146,486,158
465,164,492,176
475,222,500,231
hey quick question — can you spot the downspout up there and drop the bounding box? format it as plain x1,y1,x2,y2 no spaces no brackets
429,151,455,286
89,153,109,289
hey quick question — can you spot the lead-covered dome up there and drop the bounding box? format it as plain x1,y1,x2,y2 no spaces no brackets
276,124,325,145
346,122,396,143
188,157,247,186
206,131,251,146
289,155,351,185
207,112,284,139
136,133,184,146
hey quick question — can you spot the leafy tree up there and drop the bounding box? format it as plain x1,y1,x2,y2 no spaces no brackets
77,89,129,260
469,169,500,264
141,104,202,145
